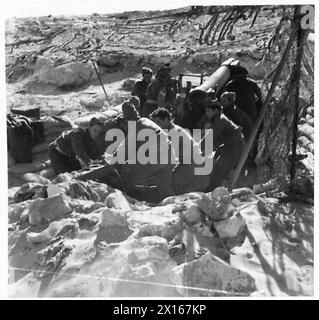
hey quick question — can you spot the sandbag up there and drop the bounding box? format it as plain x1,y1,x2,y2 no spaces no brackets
21,173,51,185
42,115,75,136
75,106,121,128
74,112,109,128
39,167,56,180
102,107,121,118
42,115,75,130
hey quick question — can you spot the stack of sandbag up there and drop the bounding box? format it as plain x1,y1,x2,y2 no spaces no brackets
74,106,122,128
74,112,110,128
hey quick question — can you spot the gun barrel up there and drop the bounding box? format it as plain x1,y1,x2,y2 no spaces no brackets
193,58,240,94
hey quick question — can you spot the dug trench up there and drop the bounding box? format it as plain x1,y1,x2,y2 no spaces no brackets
7,12,314,297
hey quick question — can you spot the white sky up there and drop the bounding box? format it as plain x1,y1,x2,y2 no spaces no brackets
1,0,312,18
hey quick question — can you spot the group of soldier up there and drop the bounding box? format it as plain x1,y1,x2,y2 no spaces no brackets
48,63,263,202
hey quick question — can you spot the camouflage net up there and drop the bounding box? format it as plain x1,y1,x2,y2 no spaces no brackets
255,7,313,196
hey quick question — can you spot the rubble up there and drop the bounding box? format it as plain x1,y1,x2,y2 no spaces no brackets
13,182,47,203
213,212,246,239
170,252,257,296
28,194,72,225
196,187,234,221
26,218,79,244
105,191,132,212
29,62,96,91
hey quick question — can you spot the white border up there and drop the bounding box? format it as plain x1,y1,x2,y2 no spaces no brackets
0,0,317,300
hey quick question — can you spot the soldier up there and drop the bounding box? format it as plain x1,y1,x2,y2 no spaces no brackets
202,100,245,191
48,118,105,174
150,108,211,194
131,67,153,113
79,102,177,203
223,70,262,121
143,64,178,117
220,91,253,140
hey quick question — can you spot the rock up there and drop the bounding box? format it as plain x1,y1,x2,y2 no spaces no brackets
68,181,100,202
128,205,184,242
13,183,47,203
196,194,215,215
26,218,78,243
213,212,246,239
8,201,33,223
181,204,204,225
193,222,215,239
94,208,132,244
76,212,101,231
89,181,114,202
170,252,256,296
101,208,128,228
137,221,184,242
111,236,178,297
32,62,96,89
47,184,64,197
28,194,72,225
211,186,231,203
160,192,204,206
198,187,233,221
68,198,104,214
105,191,132,212
168,240,186,265
79,95,106,110
40,235,178,297
8,187,20,204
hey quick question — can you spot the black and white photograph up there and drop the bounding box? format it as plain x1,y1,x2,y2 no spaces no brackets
2,0,316,299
